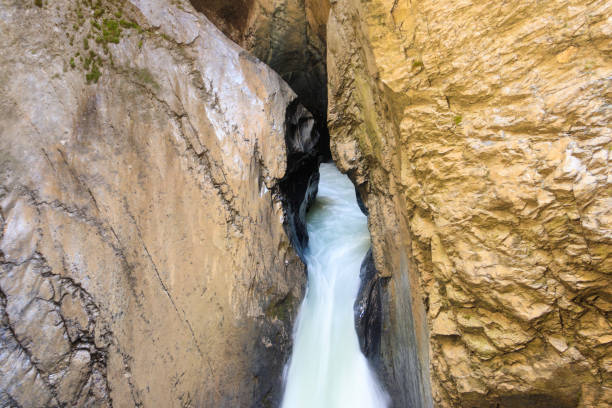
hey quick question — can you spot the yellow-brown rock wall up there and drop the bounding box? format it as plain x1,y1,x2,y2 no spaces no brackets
328,0,612,406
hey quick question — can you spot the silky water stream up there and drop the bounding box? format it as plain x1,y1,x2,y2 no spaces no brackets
281,163,389,408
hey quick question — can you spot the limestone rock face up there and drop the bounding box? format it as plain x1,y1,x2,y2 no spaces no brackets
190,0,330,123
328,0,612,407
0,0,306,406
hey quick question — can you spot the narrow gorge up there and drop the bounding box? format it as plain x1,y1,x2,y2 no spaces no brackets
0,0,610,408
281,163,388,408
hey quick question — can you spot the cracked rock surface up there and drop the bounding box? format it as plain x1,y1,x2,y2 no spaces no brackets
0,0,305,406
328,0,611,407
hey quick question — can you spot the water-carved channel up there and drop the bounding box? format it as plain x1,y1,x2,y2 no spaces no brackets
281,163,389,408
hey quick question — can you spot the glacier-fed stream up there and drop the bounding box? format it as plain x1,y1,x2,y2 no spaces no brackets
281,163,389,408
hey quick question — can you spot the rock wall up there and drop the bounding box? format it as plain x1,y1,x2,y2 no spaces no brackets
328,0,612,407
190,0,330,127
0,0,309,406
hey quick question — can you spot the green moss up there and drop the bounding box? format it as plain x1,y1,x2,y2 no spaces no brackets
34,0,43,7
453,115,463,125
412,60,424,69
86,64,101,83
138,40,143,49
63,0,143,84
83,51,97,70
119,19,138,29
100,19,121,44
265,293,295,321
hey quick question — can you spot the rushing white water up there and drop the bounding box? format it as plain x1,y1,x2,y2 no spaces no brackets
281,163,389,408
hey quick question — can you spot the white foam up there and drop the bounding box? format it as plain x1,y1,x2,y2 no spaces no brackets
281,163,390,408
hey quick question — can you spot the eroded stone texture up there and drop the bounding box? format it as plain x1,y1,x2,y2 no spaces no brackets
190,0,330,125
0,0,306,406
328,0,612,407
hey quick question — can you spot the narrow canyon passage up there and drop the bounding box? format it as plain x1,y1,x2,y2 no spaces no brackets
281,163,389,408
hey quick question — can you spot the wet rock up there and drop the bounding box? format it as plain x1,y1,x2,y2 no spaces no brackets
354,249,383,359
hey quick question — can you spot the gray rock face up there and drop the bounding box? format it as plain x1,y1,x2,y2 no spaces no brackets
0,0,309,406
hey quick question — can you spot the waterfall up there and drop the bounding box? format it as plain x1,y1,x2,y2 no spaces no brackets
281,163,389,408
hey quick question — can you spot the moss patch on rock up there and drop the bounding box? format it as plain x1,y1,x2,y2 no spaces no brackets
265,292,295,321
64,0,142,83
